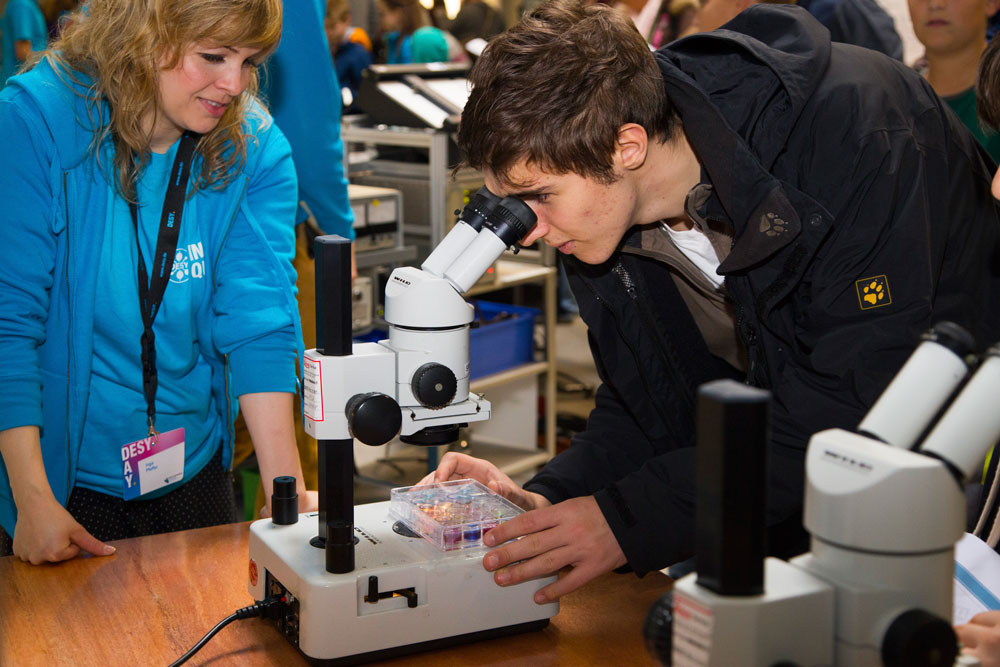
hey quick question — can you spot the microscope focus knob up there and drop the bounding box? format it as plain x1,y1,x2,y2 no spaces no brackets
346,392,402,446
881,608,958,667
642,590,673,665
411,363,457,409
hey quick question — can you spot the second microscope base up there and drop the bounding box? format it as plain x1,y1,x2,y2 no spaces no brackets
248,501,559,664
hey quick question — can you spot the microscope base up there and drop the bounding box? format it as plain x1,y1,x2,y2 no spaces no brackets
248,501,559,664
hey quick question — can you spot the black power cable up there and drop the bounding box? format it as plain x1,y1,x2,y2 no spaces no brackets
168,597,288,667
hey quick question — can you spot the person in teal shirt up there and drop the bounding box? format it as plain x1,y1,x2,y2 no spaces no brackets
378,0,465,63
1,0,47,88
0,0,316,564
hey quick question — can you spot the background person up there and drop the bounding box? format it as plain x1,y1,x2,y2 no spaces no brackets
910,0,1000,162
1,0,47,88
325,0,374,112
692,0,903,59
954,32,1000,667
378,0,467,63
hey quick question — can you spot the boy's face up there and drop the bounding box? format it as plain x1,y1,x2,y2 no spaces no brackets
484,162,638,265
909,0,996,54
325,15,350,46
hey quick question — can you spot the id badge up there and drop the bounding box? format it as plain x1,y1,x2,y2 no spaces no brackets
121,427,185,500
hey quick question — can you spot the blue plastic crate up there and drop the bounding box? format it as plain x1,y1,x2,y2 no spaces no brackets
352,299,539,381
469,300,540,380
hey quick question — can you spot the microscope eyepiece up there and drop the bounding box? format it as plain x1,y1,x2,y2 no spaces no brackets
921,321,976,359
458,186,502,232
421,186,503,278
484,196,538,246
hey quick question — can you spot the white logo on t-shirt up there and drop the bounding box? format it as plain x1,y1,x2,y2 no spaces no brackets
170,242,205,283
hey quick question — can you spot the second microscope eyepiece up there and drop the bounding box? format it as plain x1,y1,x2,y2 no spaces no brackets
459,186,502,232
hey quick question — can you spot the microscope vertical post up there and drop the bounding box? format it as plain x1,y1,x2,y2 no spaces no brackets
313,235,356,574
695,380,770,595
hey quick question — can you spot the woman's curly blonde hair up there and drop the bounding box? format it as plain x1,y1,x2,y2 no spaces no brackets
41,0,282,199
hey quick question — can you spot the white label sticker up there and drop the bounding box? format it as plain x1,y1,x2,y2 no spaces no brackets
672,592,714,667
303,355,324,421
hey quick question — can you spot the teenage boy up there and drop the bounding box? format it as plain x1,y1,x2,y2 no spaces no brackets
426,0,1000,604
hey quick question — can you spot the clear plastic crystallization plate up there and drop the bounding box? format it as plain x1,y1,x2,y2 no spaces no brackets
389,479,523,551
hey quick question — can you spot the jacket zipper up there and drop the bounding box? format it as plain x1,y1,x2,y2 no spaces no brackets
732,296,763,386
63,172,72,498
588,287,671,433
582,261,691,444
212,176,251,470
613,261,695,414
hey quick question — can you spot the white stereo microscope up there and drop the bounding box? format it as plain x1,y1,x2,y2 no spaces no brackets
649,322,1000,667
247,188,559,664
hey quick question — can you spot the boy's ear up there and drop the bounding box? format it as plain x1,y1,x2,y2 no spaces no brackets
616,123,648,171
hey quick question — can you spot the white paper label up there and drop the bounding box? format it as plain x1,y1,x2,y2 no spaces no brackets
303,355,324,421
672,592,714,667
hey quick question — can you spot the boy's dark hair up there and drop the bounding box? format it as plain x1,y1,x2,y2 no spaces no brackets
978,35,1000,131
458,0,677,186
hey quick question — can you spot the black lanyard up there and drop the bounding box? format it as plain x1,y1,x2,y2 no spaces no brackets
127,131,199,436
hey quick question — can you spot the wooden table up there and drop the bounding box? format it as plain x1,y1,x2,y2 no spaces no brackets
0,522,672,666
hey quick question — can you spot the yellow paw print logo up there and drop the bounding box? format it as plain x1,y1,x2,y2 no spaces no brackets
759,212,789,237
855,275,891,310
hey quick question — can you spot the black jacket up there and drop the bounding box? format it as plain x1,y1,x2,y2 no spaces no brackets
523,5,1000,576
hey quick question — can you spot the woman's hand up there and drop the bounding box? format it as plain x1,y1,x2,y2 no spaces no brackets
12,492,114,564
0,425,115,564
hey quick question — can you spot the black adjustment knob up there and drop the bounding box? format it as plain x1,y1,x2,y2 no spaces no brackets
411,363,457,409
643,590,673,666
881,608,958,667
346,392,401,446
271,475,298,525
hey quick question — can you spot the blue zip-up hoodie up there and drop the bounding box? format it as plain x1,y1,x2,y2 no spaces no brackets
0,58,303,535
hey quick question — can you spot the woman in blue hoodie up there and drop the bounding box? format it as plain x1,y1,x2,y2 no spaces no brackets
0,0,316,564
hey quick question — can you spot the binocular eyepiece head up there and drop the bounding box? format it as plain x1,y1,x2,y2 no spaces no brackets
457,186,537,246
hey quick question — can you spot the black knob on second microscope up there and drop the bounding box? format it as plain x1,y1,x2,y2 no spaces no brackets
346,392,402,446
643,590,673,666
881,608,958,667
411,363,457,409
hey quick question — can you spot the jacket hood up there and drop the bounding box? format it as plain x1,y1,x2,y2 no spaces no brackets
3,57,110,172
657,4,830,170
652,5,833,273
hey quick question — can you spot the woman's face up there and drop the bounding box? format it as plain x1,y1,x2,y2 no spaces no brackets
150,43,262,152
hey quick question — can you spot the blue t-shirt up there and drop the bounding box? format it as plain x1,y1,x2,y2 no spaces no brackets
76,139,223,498
1,0,47,89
